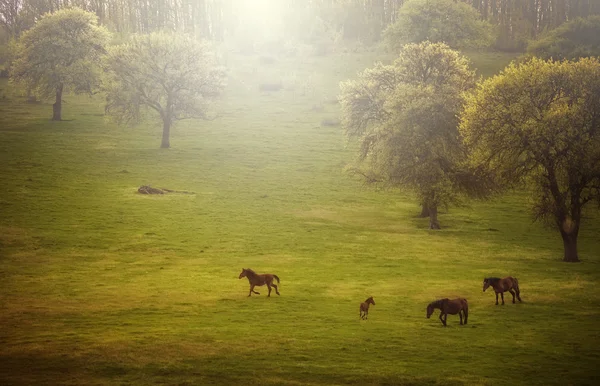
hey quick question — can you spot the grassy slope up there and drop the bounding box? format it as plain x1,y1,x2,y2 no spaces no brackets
0,50,599,385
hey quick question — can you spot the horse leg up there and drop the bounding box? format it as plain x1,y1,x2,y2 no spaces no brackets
267,283,272,297
439,312,446,326
459,311,463,325
495,292,499,305
249,285,260,296
500,292,505,305
271,283,280,296
509,289,516,303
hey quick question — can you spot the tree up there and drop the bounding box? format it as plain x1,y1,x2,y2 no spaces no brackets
10,7,109,120
340,42,477,229
383,0,494,51
527,15,600,60
460,57,600,262
103,31,226,149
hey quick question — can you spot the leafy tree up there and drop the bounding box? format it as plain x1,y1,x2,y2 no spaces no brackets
103,31,226,149
9,7,109,120
460,57,600,262
340,42,477,229
527,15,600,60
384,0,494,51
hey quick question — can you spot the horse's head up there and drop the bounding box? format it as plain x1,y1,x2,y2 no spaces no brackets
426,303,434,319
239,269,247,279
483,278,491,292
367,297,375,306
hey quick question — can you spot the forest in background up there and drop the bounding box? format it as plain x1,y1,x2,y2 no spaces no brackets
2,0,600,52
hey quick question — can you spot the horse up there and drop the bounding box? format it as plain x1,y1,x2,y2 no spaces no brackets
238,268,280,297
426,298,468,326
359,297,375,320
483,276,522,305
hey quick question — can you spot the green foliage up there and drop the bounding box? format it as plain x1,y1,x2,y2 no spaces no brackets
9,7,109,105
384,0,494,51
103,31,226,148
340,42,477,228
460,57,600,261
527,15,600,60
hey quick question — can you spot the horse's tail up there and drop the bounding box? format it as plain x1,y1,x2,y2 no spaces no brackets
513,277,522,301
273,274,280,284
462,298,468,324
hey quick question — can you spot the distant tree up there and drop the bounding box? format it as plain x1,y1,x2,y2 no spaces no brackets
384,0,494,51
527,15,600,60
103,31,226,148
9,7,109,120
340,42,479,229
460,57,600,262
0,0,32,38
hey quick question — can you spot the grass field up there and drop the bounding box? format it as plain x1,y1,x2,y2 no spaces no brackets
1,49,599,385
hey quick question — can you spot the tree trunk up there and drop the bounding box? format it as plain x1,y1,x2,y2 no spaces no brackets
419,204,430,218
429,204,441,230
559,216,580,262
52,83,63,121
161,118,171,148
561,231,579,262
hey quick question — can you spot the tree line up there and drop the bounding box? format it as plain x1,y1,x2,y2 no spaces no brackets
2,0,600,49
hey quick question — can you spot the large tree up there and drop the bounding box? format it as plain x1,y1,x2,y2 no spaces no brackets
340,42,478,229
460,57,600,262
103,31,226,148
10,7,109,120
383,0,494,51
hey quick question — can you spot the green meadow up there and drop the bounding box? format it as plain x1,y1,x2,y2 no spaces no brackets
1,50,599,385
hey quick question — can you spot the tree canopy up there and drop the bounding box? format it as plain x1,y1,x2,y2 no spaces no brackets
527,15,600,60
340,41,477,229
383,0,494,51
10,7,109,120
460,57,600,262
103,31,226,149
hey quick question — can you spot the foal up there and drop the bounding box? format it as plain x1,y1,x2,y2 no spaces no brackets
359,297,375,320
483,276,522,305
238,268,280,297
426,298,468,326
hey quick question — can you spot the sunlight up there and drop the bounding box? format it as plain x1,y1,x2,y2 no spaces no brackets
235,0,286,40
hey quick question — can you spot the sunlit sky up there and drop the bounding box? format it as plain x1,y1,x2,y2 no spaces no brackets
234,0,288,40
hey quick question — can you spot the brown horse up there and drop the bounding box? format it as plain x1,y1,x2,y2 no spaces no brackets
239,268,280,297
359,297,375,320
426,298,468,326
483,276,521,305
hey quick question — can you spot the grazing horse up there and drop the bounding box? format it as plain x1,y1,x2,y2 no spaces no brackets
426,298,468,326
483,276,522,305
238,268,280,297
359,297,375,320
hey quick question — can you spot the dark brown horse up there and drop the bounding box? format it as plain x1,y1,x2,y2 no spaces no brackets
359,297,375,320
426,298,468,326
239,268,280,297
483,276,521,305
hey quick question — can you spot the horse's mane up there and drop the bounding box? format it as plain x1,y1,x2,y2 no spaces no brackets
428,299,445,308
485,277,501,284
244,268,257,276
